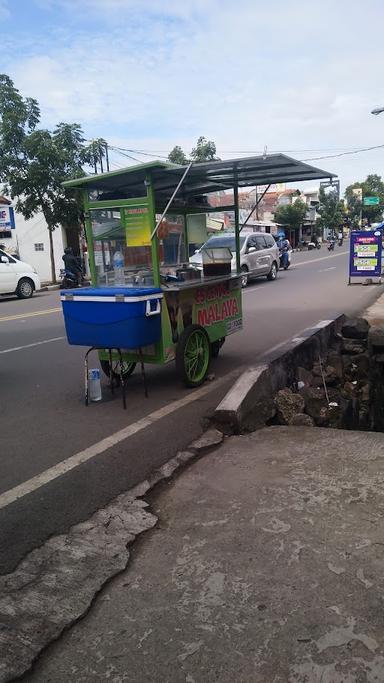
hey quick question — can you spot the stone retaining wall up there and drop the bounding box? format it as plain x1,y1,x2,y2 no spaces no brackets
214,316,384,434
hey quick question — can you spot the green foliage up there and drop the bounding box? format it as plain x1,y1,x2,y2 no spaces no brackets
167,136,220,164
274,198,307,231
191,136,220,162
0,74,105,281
345,174,384,226
168,145,188,165
316,187,344,236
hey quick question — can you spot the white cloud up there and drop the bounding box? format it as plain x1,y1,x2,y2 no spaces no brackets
4,0,384,187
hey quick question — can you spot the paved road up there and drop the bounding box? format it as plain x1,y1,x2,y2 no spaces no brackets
0,246,382,572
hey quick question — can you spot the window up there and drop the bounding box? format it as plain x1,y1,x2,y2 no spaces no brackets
34,243,44,251
0,249,15,263
203,234,246,251
246,236,258,250
0,231,12,240
255,236,267,250
264,235,276,248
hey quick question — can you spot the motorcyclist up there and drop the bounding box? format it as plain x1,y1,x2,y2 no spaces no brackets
62,247,82,284
277,235,291,269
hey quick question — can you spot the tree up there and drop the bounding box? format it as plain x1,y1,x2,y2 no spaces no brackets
168,136,221,165
168,145,188,165
274,198,307,233
191,136,220,162
315,187,344,237
345,174,384,227
0,74,104,282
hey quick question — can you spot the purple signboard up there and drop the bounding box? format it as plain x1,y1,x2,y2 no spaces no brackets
349,230,382,279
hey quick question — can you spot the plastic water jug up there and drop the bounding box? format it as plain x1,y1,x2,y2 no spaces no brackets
113,250,125,285
88,368,102,401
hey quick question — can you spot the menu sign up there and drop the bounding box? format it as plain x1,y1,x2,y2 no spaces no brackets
125,204,151,247
349,230,382,279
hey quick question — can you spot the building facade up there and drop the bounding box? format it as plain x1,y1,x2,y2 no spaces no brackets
0,196,67,282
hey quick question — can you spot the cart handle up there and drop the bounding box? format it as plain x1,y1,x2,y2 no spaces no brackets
145,299,161,317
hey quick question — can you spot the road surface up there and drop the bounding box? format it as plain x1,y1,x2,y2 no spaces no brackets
0,246,382,572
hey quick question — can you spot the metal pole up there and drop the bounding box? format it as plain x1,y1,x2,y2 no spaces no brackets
255,186,259,220
151,162,193,240
234,166,240,274
240,185,270,232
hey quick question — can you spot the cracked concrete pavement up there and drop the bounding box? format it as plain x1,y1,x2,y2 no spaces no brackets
19,425,384,683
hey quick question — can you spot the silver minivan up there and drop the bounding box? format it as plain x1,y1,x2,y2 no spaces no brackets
190,232,280,287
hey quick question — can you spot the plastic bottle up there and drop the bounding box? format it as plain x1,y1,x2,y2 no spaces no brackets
113,250,125,285
88,368,102,402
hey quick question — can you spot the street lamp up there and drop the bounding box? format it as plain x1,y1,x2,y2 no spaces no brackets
371,107,384,115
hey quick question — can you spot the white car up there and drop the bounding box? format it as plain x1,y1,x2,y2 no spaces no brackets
0,248,41,298
190,232,280,287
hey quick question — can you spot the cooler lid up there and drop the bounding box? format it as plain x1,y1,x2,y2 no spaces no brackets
61,286,163,298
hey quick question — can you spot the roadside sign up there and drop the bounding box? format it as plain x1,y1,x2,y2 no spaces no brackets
352,188,363,199
349,230,382,282
0,206,15,229
363,196,380,206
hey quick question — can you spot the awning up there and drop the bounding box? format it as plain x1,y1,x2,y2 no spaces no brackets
63,155,336,204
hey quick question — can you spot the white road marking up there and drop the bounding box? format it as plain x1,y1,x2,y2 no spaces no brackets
318,267,336,272
0,367,242,511
0,337,66,354
293,250,348,267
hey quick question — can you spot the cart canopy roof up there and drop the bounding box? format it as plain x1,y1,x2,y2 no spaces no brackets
63,154,336,203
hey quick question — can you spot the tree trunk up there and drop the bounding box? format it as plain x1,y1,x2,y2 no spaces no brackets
48,227,56,283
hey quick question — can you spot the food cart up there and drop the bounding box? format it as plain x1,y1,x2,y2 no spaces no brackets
61,155,335,393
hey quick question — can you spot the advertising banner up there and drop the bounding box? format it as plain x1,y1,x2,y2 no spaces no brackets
162,278,243,362
349,230,382,280
124,203,151,246
0,206,15,229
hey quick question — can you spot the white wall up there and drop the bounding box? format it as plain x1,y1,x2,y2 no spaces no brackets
0,206,65,282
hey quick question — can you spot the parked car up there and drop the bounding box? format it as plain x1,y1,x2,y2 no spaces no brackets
0,248,40,298
189,232,280,287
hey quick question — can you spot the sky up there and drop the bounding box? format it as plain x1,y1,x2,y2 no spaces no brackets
1,0,384,191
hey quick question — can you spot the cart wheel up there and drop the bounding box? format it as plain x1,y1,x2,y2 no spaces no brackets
176,325,211,387
211,338,225,358
100,359,136,383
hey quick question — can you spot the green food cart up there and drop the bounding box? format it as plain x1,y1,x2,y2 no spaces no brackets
63,155,335,387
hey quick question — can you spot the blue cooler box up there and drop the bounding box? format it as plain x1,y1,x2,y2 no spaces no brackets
61,287,163,348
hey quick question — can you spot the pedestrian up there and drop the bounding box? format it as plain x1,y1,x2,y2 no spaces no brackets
338,229,343,246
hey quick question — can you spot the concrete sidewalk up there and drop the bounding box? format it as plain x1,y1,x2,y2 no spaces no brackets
26,426,384,683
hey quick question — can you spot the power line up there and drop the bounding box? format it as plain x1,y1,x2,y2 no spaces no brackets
108,142,384,164
110,145,169,160
302,143,384,162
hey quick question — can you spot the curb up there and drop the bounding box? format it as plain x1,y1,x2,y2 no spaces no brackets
39,284,60,292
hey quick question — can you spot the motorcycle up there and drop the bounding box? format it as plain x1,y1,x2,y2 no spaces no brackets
298,240,321,251
279,247,290,270
60,268,81,289
308,240,321,250
328,240,335,252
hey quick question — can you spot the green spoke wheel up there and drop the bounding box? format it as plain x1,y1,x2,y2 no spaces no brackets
176,324,211,387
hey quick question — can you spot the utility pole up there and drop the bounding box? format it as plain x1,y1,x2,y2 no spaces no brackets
105,143,110,172
255,186,259,220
